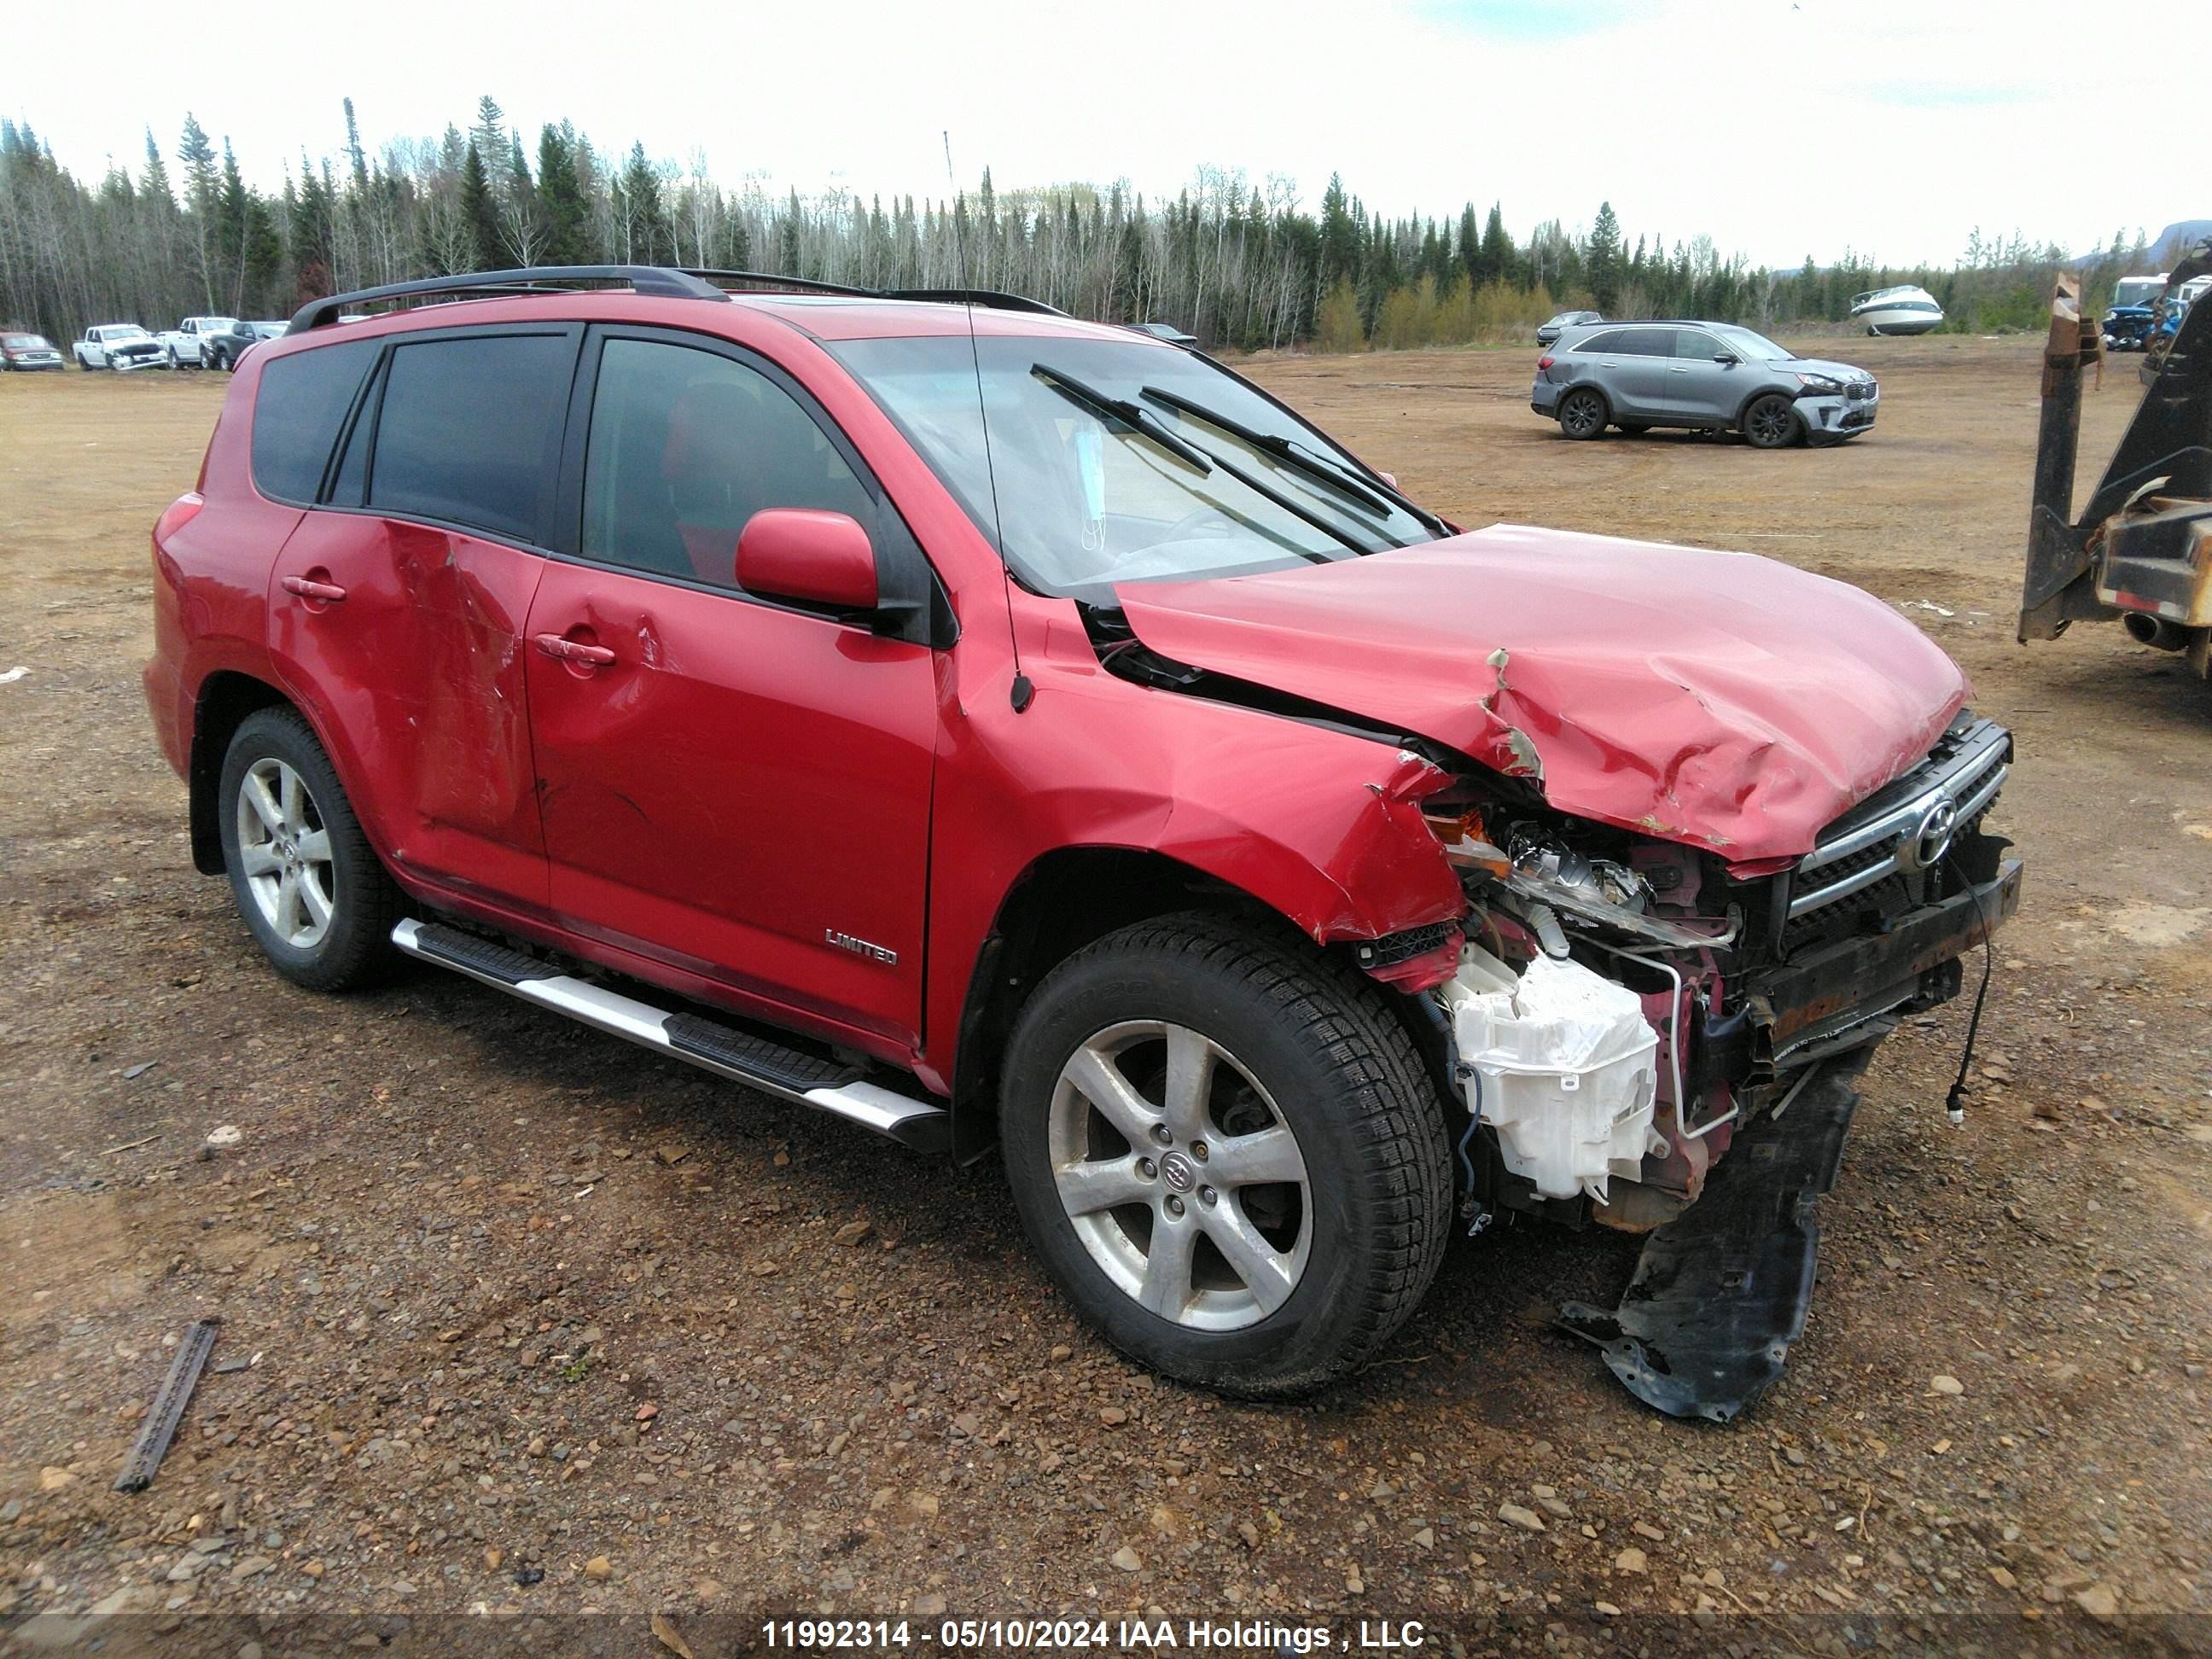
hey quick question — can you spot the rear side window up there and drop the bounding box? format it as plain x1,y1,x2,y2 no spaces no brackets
579,337,871,590
368,334,573,544
250,340,377,504
1583,329,1667,357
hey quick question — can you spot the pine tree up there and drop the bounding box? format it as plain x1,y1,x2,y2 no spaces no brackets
470,97,506,168
503,135,541,264
1318,173,1358,289
1586,200,1621,312
217,140,250,312
535,125,589,264
141,130,173,207
1477,202,1513,288
342,97,369,192
178,114,220,308
460,142,501,270
618,142,663,264
295,154,337,301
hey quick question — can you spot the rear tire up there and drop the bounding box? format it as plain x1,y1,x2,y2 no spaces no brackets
999,913,1453,1396
1741,393,1800,449
1557,387,1608,440
217,707,402,992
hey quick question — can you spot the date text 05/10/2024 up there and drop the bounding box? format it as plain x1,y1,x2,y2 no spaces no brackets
760,1619,1427,1651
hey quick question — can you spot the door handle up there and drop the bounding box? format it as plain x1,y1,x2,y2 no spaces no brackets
533,633,617,667
281,574,347,602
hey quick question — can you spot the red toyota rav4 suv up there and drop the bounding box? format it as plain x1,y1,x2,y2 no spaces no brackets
146,266,2020,1414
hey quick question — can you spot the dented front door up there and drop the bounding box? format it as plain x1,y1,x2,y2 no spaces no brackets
521,563,936,1048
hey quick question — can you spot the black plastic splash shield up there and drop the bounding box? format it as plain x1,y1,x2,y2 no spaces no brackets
1558,1055,1867,1422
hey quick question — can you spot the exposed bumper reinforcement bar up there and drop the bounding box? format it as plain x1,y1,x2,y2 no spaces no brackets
1557,1050,1867,1422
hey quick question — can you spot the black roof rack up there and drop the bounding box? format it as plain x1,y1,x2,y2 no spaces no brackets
678,268,876,299
884,288,1067,316
288,265,728,333
287,265,1070,334
688,271,1068,316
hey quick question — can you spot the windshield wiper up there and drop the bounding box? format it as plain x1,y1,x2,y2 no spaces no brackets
1033,362,1371,560
1030,364,1213,474
1140,385,1447,537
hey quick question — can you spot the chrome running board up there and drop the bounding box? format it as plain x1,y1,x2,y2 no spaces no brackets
391,918,948,1151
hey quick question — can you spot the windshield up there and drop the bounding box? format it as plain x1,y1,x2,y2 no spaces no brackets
1715,325,1794,361
108,326,150,340
253,322,287,337
2112,279,2162,309
3,335,49,349
829,335,1440,603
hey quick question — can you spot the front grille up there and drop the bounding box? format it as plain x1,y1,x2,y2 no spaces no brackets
1845,377,1877,402
1788,716,2009,927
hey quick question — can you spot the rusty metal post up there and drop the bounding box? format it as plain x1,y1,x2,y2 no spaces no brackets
2018,276,2106,640
2031,276,2088,525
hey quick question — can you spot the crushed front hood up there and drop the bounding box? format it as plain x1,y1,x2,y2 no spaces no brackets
1115,524,1968,863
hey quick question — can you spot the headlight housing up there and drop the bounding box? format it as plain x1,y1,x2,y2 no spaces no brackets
1794,372,1844,396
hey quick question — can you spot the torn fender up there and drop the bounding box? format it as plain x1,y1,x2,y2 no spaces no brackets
1116,525,1970,862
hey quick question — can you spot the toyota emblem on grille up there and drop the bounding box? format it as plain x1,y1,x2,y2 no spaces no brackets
1898,795,1959,872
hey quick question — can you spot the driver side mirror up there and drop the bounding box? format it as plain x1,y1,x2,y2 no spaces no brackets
735,509,878,611
1714,352,1739,365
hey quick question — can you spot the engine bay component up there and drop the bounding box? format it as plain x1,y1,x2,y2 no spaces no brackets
1439,943,1661,1203
1427,815,1739,949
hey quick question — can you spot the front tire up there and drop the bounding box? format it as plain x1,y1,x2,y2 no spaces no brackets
218,707,401,991
1741,392,1800,449
1000,914,1453,1395
1557,387,1608,440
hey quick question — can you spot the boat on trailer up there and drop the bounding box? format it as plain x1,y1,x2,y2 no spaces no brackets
1849,284,1945,335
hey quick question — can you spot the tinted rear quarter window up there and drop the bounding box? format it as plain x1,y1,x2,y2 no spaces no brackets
250,340,378,504
369,334,573,544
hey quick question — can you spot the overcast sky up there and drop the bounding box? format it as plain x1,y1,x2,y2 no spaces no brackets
14,0,2201,270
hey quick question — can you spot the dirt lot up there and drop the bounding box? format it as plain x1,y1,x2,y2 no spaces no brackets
3,337,2209,1651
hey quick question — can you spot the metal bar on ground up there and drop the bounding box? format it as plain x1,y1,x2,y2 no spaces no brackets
114,1318,221,1493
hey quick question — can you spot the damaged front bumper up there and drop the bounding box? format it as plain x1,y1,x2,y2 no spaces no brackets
1760,854,2021,1067
1420,723,2019,1417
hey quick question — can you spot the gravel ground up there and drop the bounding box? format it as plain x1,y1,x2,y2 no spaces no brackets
2,338,2209,1655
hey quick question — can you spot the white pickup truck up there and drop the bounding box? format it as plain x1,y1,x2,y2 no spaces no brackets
73,324,170,371
154,316,240,369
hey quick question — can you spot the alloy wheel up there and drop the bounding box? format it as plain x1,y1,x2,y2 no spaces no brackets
234,757,337,950
1561,392,1604,437
1047,1021,1312,1330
